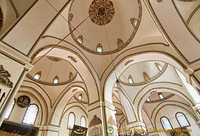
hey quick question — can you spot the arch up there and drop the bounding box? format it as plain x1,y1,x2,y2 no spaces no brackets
154,104,197,129
175,68,200,103
22,104,39,125
102,51,189,128
135,82,195,122
21,80,52,108
175,112,190,127
59,104,87,129
113,86,137,123
50,84,87,126
103,51,186,104
19,85,49,125
31,45,100,104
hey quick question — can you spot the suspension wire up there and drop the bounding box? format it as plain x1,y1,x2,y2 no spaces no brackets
33,15,90,65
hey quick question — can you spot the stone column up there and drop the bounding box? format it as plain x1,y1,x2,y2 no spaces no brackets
0,42,33,126
103,101,118,136
87,100,118,136
0,66,29,125
87,101,106,136
192,104,200,127
38,126,60,136
125,121,147,135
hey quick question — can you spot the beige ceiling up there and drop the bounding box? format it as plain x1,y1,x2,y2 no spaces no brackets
0,0,200,105
119,61,166,84
28,56,77,84
68,0,141,54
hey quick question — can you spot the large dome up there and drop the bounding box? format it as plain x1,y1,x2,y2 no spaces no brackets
68,0,142,54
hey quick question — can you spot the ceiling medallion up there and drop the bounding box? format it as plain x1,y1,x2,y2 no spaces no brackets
89,0,115,25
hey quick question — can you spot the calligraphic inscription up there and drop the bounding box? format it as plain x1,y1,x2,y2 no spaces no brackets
71,125,87,136
17,95,30,108
0,65,13,88
171,128,191,136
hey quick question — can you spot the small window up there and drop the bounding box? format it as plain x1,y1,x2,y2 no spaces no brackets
161,117,172,129
4,99,15,119
130,18,138,28
176,112,190,127
143,72,150,81
155,62,163,71
128,75,134,84
96,43,103,53
146,97,151,102
158,93,164,100
80,116,86,127
53,76,59,84
34,72,41,80
68,113,75,129
77,35,83,44
22,105,38,125
78,94,82,100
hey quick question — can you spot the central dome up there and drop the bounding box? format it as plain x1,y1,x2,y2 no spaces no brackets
68,0,142,54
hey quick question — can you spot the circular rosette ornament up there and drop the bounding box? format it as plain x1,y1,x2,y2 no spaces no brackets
89,0,115,25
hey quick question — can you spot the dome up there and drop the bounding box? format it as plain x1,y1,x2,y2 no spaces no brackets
68,0,142,54
119,61,167,86
27,56,77,86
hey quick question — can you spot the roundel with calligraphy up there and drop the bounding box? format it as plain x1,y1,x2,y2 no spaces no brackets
17,95,31,108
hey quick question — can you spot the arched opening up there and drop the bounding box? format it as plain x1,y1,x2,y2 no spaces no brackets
67,112,75,129
140,90,199,136
22,104,38,125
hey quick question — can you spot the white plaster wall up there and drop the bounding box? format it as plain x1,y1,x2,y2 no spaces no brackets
155,105,199,136
59,106,88,136
8,92,42,126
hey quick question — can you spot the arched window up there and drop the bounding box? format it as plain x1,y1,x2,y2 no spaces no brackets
80,116,86,127
128,75,134,84
143,72,150,81
78,94,82,100
68,113,75,129
22,104,38,125
161,117,173,129
34,71,41,80
4,99,15,119
146,97,151,102
176,112,190,127
53,75,59,84
155,62,163,71
158,93,164,100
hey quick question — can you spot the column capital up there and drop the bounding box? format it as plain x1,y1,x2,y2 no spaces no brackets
192,104,200,110
127,121,146,129
102,100,115,111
